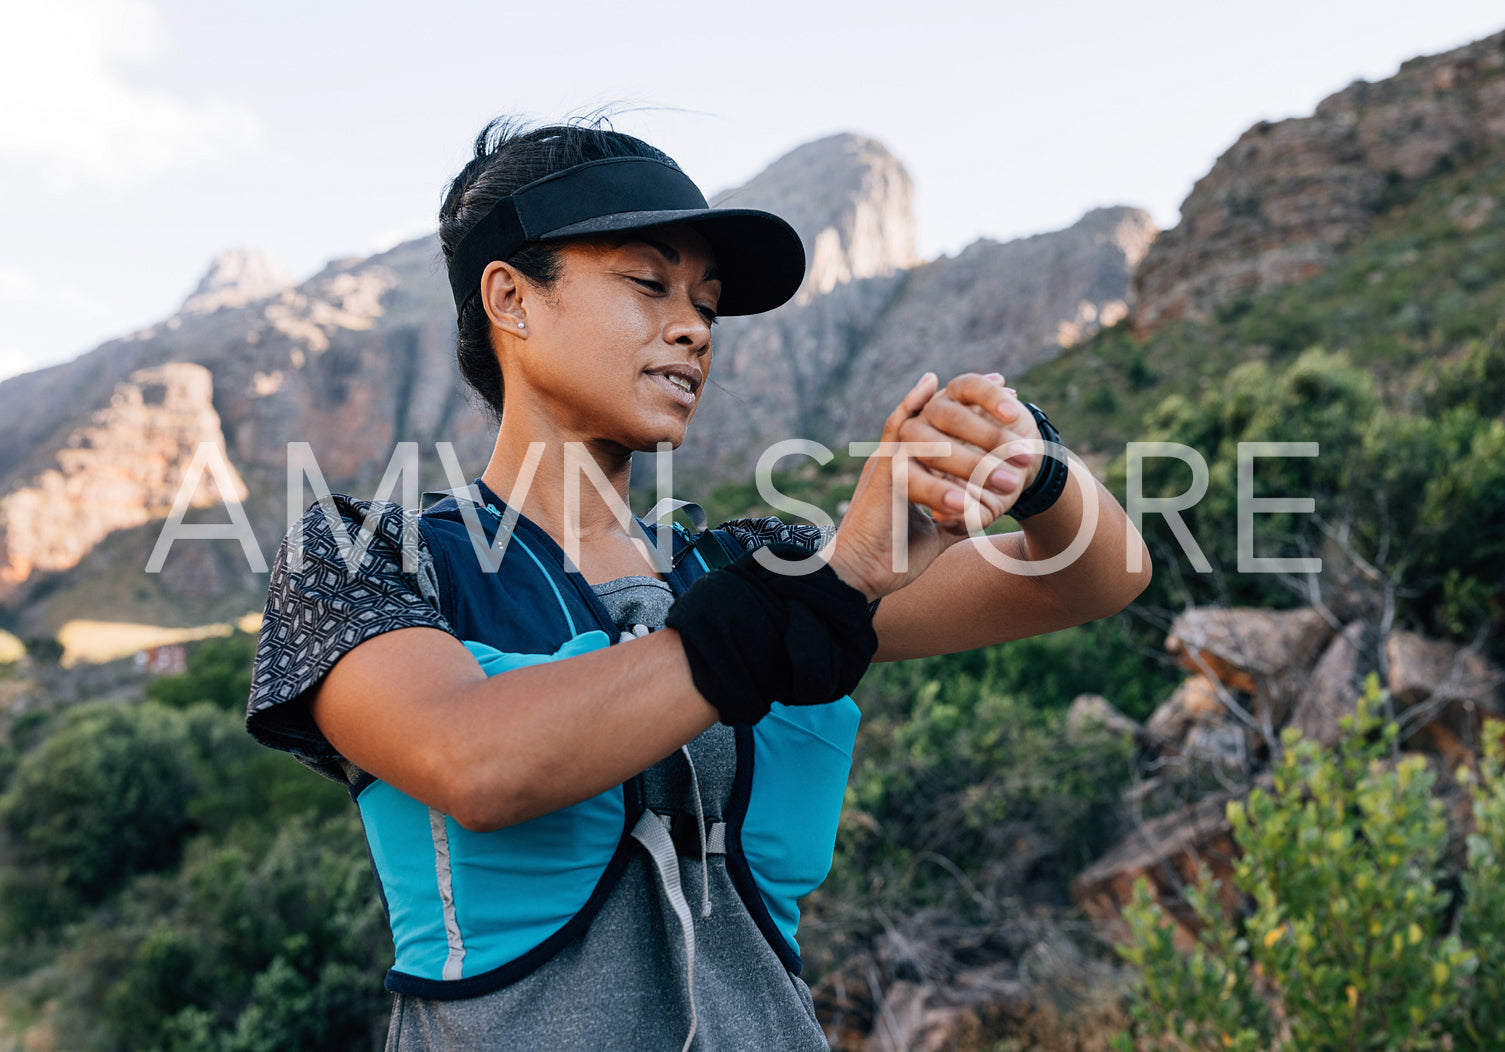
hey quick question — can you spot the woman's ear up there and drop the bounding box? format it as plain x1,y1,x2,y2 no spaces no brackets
480,260,528,336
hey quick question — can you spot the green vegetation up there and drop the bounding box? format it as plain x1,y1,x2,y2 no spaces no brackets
800,642,1140,977
1100,339,1505,651
0,641,378,1052
1029,156,1505,454
146,630,257,710
1115,682,1505,1050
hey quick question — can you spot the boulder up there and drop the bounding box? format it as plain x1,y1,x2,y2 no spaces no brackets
1288,621,1384,747
1144,674,1224,749
1165,607,1335,728
1070,793,1239,949
1386,630,1505,744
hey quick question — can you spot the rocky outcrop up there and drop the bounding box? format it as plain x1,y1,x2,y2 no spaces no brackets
713,133,917,301
817,207,1156,446
1071,793,1241,950
0,364,245,603
1166,605,1336,729
180,248,296,315
1132,29,1505,330
1143,674,1223,747
1288,621,1386,746
0,233,491,631
1387,629,1505,740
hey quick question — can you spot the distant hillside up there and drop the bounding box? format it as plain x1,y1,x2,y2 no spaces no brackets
1023,99,1505,654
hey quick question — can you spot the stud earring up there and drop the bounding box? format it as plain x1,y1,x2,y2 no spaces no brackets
517,321,525,329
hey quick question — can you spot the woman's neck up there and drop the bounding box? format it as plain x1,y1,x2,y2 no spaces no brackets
480,411,639,552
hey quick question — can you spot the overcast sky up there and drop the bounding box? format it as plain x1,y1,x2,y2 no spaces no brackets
2,0,1502,382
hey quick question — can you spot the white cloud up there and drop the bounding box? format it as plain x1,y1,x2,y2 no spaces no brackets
0,0,262,188
0,265,40,303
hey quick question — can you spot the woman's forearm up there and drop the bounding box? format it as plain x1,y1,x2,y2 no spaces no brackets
871,468,1150,660
311,626,718,832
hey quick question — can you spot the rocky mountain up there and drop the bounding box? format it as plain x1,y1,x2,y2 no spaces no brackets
180,248,297,315
1133,28,1505,330
0,133,1148,638
668,135,1153,481
713,134,918,300
820,206,1154,443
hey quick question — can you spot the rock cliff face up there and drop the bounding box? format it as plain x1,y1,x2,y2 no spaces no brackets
713,134,918,300
1132,29,1505,330
0,363,245,602
0,234,490,626
180,248,296,315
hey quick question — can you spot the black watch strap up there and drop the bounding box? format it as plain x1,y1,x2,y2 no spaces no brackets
1008,404,1070,520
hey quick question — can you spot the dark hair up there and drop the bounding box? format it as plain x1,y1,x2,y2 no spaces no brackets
438,116,680,419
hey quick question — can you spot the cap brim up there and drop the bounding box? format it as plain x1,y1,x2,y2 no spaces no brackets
539,208,806,317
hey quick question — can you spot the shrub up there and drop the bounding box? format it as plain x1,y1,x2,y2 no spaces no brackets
1115,679,1505,1049
0,703,198,913
147,630,258,711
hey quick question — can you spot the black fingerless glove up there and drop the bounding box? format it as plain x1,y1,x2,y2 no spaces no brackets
665,543,878,725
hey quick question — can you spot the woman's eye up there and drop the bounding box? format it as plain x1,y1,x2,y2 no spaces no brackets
631,277,666,293
697,306,719,326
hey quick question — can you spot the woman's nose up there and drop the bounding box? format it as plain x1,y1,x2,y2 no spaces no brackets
665,301,711,353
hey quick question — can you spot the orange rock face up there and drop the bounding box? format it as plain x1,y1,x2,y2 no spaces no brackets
0,363,246,603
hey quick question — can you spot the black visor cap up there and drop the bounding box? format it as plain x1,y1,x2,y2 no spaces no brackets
448,157,807,318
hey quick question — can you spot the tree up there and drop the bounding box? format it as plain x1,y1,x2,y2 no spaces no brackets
0,703,197,921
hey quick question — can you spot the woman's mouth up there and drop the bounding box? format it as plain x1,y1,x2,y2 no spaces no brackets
646,368,700,408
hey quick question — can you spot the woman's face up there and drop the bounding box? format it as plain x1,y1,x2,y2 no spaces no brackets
503,224,721,453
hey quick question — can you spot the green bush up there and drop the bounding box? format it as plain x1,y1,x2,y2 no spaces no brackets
38,812,388,1052
1115,679,1505,1049
0,703,199,914
147,630,258,711
803,648,1136,977
0,699,345,945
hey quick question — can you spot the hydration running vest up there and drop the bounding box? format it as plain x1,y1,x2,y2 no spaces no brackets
351,489,861,999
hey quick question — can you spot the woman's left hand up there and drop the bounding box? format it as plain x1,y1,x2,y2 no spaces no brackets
828,371,1042,599
896,371,1042,539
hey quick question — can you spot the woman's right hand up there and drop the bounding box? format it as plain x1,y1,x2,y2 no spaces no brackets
826,371,1034,600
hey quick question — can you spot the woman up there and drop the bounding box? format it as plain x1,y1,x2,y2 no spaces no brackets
247,118,1150,1051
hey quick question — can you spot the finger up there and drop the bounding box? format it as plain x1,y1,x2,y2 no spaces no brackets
903,458,1012,523
877,372,939,446
920,391,1019,453
898,413,1027,494
944,373,1026,426
921,482,1010,531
